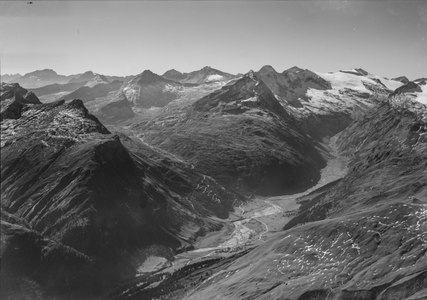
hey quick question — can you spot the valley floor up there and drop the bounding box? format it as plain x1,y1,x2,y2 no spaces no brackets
136,135,348,275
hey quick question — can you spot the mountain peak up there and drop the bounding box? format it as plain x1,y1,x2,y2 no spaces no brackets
82,70,95,76
162,69,186,82
258,65,277,74
136,70,164,83
163,69,182,76
245,70,258,81
283,66,304,74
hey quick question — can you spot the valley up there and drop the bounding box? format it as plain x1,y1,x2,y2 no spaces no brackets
1,65,426,300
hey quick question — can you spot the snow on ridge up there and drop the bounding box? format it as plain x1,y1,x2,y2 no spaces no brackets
315,71,403,93
315,71,376,93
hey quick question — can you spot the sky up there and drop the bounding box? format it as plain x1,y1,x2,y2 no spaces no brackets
0,0,426,79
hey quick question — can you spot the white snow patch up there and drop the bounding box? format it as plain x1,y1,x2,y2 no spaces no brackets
136,256,168,273
206,74,224,82
415,84,427,105
373,77,403,91
241,96,258,103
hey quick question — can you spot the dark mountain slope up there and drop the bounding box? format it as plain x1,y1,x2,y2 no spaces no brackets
96,93,135,124
0,85,241,298
133,72,326,195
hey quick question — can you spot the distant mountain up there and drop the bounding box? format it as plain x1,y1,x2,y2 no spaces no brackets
62,80,122,102
162,69,187,82
122,70,185,108
29,81,87,97
84,74,110,87
262,67,404,138
162,66,235,84
1,73,21,83
68,71,99,83
256,65,331,107
3,69,70,88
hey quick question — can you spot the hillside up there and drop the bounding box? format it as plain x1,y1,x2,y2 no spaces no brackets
133,71,326,196
0,84,242,299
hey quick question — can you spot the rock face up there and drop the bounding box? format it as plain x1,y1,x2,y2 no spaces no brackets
390,81,422,98
392,76,410,84
162,66,235,84
1,85,241,299
133,71,326,195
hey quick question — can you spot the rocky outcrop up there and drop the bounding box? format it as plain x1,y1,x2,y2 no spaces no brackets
389,82,422,98
392,76,410,84
1,83,42,121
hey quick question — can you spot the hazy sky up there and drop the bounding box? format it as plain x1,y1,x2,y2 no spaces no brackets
1,0,426,79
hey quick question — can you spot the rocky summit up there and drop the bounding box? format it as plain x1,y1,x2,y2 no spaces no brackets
1,65,426,300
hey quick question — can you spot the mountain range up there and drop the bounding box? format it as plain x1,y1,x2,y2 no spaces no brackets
1,65,426,300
